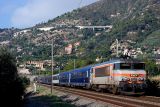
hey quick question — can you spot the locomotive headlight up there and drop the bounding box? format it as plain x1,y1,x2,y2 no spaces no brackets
122,77,130,81
138,78,144,81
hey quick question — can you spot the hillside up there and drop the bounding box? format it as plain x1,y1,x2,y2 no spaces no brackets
1,0,160,71
0,28,18,44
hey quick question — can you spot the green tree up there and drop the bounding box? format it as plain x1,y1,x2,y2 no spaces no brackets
0,47,30,106
145,59,160,76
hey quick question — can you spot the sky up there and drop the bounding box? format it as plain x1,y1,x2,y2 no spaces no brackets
0,0,97,28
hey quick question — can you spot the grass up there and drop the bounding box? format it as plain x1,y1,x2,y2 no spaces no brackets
30,95,75,107
24,86,75,107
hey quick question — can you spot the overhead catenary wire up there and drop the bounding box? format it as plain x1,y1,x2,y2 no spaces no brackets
79,0,83,8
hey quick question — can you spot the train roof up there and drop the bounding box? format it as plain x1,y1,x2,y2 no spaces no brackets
59,65,92,75
56,58,144,75
53,74,59,76
93,58,144,67
70,65,92,73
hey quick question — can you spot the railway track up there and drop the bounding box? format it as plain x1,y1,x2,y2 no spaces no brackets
39,84,160,107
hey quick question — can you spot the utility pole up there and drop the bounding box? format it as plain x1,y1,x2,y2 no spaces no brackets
116,39,119,57
51,39,54,94
59,66,61,74
38,70,40,87
74,59,76,71
79,0,83,8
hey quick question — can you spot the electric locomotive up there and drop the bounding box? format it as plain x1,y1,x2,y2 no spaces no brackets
91,59,146,94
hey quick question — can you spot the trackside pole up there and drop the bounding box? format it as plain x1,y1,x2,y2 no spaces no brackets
51,39,54,94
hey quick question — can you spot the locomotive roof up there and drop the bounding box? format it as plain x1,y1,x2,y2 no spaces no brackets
93,58,144,67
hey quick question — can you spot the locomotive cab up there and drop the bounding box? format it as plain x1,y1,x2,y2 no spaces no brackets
113,61,146,95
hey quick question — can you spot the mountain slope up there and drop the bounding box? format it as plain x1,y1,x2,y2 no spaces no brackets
4,0,160,68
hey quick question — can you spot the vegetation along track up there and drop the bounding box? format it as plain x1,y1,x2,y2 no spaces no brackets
39,84,160,107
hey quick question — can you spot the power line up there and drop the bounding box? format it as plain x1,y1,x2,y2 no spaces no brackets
79,0,83,8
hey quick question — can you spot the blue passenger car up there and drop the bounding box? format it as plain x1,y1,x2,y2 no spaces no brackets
39,75,52,84
59,71,70,86
70,66,92,87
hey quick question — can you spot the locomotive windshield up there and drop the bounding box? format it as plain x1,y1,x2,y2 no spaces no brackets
120,63,131,69
114,63,145,70
132,63,145,69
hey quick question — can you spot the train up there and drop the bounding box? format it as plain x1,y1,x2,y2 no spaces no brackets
37,58,147,95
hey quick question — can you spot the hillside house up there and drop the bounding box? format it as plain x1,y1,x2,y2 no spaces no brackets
65,44,73,54
26,61,45,70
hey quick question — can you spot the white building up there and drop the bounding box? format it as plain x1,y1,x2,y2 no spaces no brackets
37,27,54,31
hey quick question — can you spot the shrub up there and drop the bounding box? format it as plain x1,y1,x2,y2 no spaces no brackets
145,79,160,96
